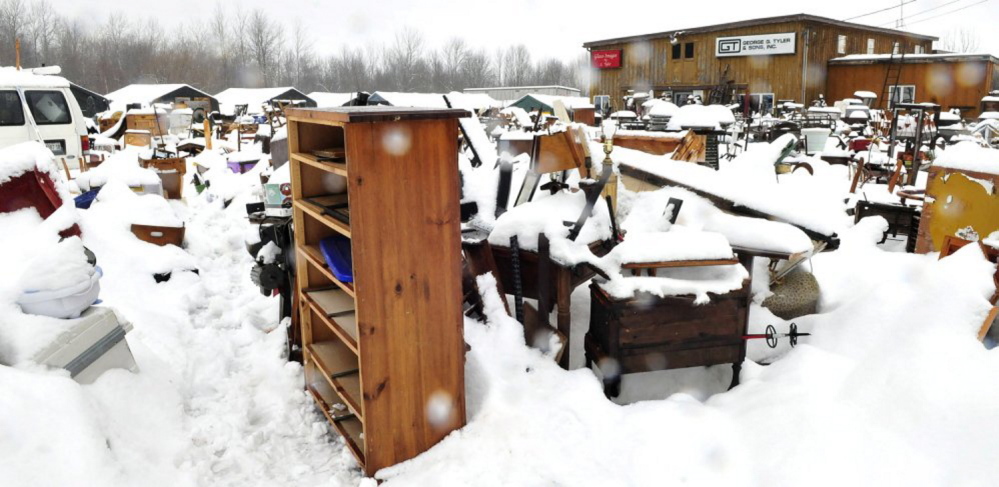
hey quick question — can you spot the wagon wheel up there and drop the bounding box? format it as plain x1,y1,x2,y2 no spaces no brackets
791,162,814,175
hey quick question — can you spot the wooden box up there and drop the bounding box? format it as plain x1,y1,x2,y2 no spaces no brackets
140,157,186,200
126,112,170,136
123,130,151,148
572,106,596,126
586,277,751,397
613,134,682,156
130,223,185,247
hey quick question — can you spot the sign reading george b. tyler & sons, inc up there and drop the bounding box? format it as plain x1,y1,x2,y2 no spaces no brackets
715,32,796,57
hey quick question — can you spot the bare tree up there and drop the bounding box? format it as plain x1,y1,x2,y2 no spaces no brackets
0,4,581,98
247,9,283,86
941,28,981,53
385,27,426,91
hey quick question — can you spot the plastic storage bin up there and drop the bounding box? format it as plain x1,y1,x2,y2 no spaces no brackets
32,306,138,384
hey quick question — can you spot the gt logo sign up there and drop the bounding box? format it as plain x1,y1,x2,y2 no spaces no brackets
717,39,741,54
715,33,796,57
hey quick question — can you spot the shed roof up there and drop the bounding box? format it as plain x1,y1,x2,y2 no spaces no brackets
509,94,594,111
583,13,937,48
106,83,215,111
216,87,314,115
307,92,356,108
367,92,450,108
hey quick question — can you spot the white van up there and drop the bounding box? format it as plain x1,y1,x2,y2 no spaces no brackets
0,66,89,165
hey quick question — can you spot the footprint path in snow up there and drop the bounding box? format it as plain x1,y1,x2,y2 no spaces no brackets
174,200,361,486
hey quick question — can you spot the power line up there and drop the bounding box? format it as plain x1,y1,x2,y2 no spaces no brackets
842,0,916,21
904,0,991,26
877,0,964,26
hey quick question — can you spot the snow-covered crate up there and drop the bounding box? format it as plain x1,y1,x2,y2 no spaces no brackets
32,306,138,384
586,258,752,398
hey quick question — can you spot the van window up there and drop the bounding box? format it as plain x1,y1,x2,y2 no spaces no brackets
25,91,71,125
0,91,25,126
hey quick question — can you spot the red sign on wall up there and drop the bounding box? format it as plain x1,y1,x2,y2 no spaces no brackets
591,49,622,69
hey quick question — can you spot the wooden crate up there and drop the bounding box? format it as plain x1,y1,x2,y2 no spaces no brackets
130,223,185,247
126,112,170,136
586,258,752,397
140,157,187,200
287,106,469,476
123,130,152,148
613,134,682,155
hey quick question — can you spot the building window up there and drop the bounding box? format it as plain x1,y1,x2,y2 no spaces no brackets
867,38,875,54
684,42,695,59
738,93,776,115
672,43,681,60
837,35,847,55
888,85,916,105
893,43,900,55
593,95,610,115
915,45,924,54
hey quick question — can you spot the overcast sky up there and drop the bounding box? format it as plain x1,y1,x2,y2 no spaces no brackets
47,0,999,59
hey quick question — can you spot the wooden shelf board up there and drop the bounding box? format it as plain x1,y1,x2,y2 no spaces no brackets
621,257,740,269
287,106,470,123
304,291,359,353
295,199,351,238
291,152,348,177
307,386,365,466
307,342,363,420
299,244,356,298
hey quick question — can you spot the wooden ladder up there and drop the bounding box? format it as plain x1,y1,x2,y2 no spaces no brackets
880,42,905,110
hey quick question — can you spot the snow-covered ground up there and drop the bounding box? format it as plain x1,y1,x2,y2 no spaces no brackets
2,121,998,487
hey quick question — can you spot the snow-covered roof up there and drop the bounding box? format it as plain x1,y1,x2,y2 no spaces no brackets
667,104,734,130
106,83,213,112
368,92,449,108
216,87,312,115
934,141,999,175
830,53,999,64
854,91,877,99
446,92,502,111
982,96,999,103
307,92,354,108
509,93,594,111
0,67,70,89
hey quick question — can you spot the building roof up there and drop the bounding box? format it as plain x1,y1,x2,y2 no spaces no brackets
367,92,450,108
216,87,313,115
106,83,215,112
464,85,581,93
509,94,594,111
829,52,999,65
582,13,938,48
307,92,356,108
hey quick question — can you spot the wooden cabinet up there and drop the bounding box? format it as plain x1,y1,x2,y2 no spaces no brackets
286,106,469,476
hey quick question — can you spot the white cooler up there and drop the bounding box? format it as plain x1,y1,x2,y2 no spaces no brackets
33,306,139,384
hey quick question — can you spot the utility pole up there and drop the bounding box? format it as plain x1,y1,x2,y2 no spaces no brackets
897,0,905,28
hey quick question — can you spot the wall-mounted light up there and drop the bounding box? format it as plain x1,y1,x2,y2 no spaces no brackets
669,31,685,45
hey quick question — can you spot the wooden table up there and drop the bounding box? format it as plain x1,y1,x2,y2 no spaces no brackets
464,238,613,369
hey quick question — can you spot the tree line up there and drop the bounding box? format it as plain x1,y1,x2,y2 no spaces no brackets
0,0,586,96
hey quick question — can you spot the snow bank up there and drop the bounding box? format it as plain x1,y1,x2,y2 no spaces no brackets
934,142,999,175
667,104,735,130
616,139,848,237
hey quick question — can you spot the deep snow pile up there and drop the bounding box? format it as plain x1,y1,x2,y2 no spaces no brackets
0,146,359,487
376,222,999,486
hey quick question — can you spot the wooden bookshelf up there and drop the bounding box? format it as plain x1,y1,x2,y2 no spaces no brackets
287,106,469,476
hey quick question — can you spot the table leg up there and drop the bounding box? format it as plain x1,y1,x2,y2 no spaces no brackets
556,269,572,369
